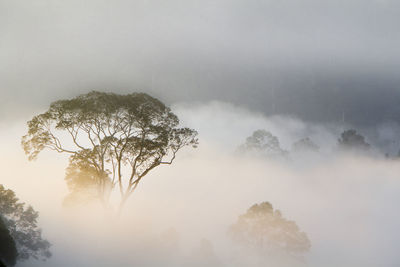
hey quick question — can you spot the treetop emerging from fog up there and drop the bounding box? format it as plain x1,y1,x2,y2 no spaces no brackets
338,129,370,152
21,91,198,212
229,202,310,265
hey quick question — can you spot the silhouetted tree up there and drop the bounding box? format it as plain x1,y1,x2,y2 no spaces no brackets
292,137,319,153
229,202,310,265
22,91,198,212
0,185,51,264
0,216,17,266
238,130,287,159
338,129,370,151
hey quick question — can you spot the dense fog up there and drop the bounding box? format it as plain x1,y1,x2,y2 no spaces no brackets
1,102,399,266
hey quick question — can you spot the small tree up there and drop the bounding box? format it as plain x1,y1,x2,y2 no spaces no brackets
0,185,51,265
22,91,198,212
292,137,319,153
238,130,287,159
338,129,370,151
229,202,310,265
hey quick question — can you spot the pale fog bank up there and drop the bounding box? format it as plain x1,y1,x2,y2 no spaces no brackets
1,101,400,267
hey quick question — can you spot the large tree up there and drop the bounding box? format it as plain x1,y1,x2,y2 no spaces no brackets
0,185,51,265
229,202,310,265
22,91,198,212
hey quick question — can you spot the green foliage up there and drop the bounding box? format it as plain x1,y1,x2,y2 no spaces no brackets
0,185,51,263
22,91,198,209
229,202,310,259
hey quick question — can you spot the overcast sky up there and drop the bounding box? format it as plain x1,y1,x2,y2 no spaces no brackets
1,0,400,126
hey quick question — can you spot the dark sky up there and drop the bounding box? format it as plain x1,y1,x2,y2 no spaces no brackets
1,0,400,126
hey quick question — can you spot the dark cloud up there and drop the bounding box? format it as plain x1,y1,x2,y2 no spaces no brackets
1,0,400,126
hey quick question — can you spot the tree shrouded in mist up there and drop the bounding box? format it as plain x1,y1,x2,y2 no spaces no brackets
229,202,310,265
292,137,319,153
338,129,370,152
0,185,51,265
22,91,198,212
238,129,287,159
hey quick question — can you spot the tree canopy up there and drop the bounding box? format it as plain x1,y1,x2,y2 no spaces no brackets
238,129,287,159
22,91,198,211
338,129,370,152
0,185,51,264
229,202,310,264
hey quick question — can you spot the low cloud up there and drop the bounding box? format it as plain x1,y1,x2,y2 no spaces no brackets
1,102,400,266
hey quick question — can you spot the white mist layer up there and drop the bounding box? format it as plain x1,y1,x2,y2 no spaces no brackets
0,102,399,267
